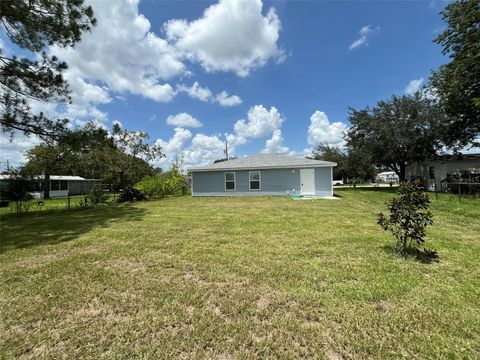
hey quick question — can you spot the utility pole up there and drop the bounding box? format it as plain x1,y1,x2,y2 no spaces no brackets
224,139,229,160
6,160,9,171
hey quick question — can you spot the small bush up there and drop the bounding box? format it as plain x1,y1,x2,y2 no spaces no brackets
88,187,109,206
135,166,187,199
378,181,434,256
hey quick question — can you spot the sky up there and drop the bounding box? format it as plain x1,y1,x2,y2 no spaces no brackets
0,0,459,171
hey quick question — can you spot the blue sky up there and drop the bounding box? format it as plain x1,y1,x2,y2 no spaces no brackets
0,0,452,170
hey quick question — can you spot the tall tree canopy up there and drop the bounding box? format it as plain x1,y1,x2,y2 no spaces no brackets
0,0,96,137
23,125,112,197
429,0,480,147
22,124,164,196
346,93,444,181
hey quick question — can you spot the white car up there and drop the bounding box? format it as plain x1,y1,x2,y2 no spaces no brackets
333,180,344,186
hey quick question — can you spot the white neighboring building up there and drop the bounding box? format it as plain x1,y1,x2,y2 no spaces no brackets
406,154,480,191
376,171,399,183
0,175,100,198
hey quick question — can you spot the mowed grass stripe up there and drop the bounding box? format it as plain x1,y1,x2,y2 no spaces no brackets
0,189,479,358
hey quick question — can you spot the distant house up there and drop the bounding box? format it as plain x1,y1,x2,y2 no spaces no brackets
376,171,399,183
406,153,480,191
189,153,336,197
0,175,101,198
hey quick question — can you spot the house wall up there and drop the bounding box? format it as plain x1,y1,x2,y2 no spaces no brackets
68,180,100,195
315,167,333,196
192,167,333,196
406,159,480,191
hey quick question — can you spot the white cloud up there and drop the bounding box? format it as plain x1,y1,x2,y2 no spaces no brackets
234,105,283,138
405,78,425,95
50,0,183,105
154,127,193,167
176,82,242,107
182,133,226,168
0,133,41,170
166,113,203,128
176,82,213,102
349,24,378,50
154,130,225,170
307,111,348,148
263,129,291,155
215,91,242,106
153,104,286,170
165,0,284,77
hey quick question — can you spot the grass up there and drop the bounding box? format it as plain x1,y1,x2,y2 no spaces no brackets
0,189,479,358
0,194,119,216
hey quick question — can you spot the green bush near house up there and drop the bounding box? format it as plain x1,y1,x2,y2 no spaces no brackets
135,167,187,198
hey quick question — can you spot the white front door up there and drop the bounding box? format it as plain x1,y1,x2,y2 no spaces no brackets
300,168,315,195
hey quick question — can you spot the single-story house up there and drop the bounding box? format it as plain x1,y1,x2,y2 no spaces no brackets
0,174,101,198
376,171,399,183
406,153,480,191
189,153,336,197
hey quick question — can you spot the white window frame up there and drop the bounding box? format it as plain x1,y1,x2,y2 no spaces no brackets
249,171,261,191
225,172,236,191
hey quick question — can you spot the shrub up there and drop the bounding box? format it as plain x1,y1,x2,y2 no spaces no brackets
0,175,34,214
135,166,187,199
88,187,109,206
378,181,434,255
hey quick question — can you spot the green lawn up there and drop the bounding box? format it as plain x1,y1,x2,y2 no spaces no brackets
1,189,479,358
0,194,119,216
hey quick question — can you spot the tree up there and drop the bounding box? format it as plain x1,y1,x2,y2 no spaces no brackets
111,124,164,186
346,93,444,181
344,148,377,183
22,125,112,198
378,181,434,256
0,0,96,137
429,0,480,148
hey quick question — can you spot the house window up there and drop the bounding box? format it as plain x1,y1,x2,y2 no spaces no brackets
50,180,68,191
249,171,261,190
225,172,235,190
428,167,435,180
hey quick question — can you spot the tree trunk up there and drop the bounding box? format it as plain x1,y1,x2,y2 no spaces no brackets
43,173,50,199
399,162,406,183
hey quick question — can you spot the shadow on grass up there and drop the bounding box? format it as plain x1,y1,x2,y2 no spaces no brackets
382,244,440,264
0,204,147,254
337,187,398,193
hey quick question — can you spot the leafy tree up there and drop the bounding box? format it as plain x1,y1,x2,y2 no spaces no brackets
22,124,161,191
111,124,164,186
346,93,444,181
378,181,434,256
22,125,112,197
308,144,377,183
344,148,377,183
0,0,96,137
429,0,480,148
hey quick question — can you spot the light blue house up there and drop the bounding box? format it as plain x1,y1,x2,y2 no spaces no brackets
189,154,336,197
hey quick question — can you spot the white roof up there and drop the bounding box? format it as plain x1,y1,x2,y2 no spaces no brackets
0,174,87,181
189,153,336,172
377,171,398,177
